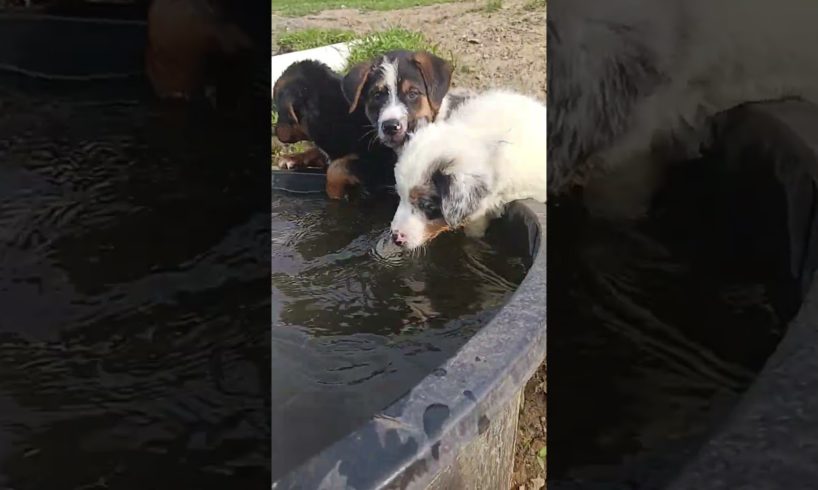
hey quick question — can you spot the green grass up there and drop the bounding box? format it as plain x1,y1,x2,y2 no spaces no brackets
536,446,546,471
344,27,443,71
482,0,501,12
523,0,545,10
273,26,443,72
276,28,358,53
272,0,460,17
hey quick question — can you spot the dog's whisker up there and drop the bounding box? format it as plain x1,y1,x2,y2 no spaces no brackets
367,132,380,151
358,127,378,143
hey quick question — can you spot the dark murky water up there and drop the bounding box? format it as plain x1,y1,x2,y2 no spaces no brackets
548,157,799,489
271,191,528,479
0,78,271,489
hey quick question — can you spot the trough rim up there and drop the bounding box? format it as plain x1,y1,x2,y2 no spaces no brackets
271,181,546,490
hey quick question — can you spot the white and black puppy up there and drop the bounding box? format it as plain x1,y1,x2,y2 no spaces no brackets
342,50,474,152
548,0,818,219
389,90,547,250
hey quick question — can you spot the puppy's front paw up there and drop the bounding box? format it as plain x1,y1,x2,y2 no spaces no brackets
277,155,298,169
277,148,328,170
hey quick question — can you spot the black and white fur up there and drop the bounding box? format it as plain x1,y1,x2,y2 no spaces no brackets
548,0,818,218
342,50,475,154
390,90,547,250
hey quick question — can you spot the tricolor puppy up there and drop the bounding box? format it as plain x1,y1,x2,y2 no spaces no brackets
343,50,470,152
390,90,547,250
274,60,396,198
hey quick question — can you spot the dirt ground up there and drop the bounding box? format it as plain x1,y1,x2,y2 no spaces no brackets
272,0,546,100
515,364,547,489
273,2,546,487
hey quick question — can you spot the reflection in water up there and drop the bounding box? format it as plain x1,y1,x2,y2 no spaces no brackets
548,157,798,489
0,79,270,489
271,192,528,479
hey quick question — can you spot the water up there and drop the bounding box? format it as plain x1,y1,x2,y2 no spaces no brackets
548,158,799,489
271,191,529,479
0,78,271,489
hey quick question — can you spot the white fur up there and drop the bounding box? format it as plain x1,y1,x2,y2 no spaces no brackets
437,87,478,121
376,59,408,142
392,90,547,249
578,0,818,218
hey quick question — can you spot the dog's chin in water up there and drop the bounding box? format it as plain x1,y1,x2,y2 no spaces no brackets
371,226,443,262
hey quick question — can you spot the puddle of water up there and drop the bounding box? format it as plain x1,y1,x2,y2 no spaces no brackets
271,191,529,479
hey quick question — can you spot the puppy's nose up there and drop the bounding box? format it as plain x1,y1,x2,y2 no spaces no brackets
381,119,402,136
391,231,407,246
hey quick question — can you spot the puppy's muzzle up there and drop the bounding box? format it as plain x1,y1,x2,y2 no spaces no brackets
391,230,407,247
381,119,403,137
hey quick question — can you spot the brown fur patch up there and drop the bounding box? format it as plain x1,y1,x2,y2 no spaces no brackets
400,80,435,121
408,185,450,242
370,81,388,100
415,95,435,122
344,61,373,113
274,122,309,144
423,219,450,242
410,51,453,114
325,155,361,200
408,186,426,204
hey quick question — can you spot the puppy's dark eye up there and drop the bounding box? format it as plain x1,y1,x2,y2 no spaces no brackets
418,197,442,219
373,90,387,101
406,89,420,101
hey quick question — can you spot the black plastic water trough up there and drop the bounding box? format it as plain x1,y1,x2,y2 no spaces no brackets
0,12,146,81
272,169,547,490
665,99,818,489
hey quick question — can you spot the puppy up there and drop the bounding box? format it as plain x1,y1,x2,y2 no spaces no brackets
547,0,818,219
146,0,253,103
342,50,473,152
273,60,396,198
390,90,547,250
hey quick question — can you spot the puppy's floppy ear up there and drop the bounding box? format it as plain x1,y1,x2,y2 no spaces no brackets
342,61,373,113
432,168,489,228
286,103,299,125
274,102,309,143
412,52,453,114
